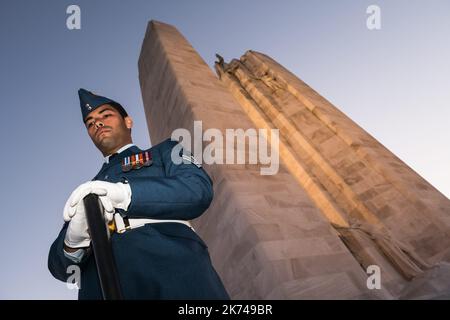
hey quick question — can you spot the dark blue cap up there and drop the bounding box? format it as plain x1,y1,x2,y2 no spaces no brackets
78,88,128,122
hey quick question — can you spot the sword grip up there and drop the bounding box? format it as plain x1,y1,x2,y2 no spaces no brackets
84,193,123,300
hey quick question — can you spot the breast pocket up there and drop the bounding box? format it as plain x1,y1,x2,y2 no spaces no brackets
120,164,165,179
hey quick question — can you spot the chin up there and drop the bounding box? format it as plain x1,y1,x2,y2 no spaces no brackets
97,137,116,151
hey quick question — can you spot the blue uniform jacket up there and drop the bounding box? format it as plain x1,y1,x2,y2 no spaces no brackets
48,138,230,300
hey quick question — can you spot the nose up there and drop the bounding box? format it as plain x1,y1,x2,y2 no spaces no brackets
94,121,104,129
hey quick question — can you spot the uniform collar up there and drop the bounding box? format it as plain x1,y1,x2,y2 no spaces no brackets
96,145,143,178
104,143,135,163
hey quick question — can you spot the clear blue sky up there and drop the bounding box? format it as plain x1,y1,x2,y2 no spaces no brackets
0,0,448,299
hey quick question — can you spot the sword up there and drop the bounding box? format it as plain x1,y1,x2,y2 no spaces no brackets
83,193,123,300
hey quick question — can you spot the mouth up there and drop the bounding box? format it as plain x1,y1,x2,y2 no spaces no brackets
96,128,111,139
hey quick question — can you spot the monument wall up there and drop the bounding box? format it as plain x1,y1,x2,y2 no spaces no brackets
138,20,450,299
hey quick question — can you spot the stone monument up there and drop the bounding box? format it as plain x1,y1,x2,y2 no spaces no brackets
138,20,450,299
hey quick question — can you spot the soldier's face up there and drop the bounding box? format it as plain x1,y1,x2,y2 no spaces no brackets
84,104,133,154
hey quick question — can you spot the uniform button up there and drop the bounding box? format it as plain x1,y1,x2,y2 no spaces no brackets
104,175,109,179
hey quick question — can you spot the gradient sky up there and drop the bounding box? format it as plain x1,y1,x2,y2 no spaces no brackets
0,0,449,299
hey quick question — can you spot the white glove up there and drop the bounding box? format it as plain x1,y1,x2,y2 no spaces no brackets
64,202,91,249
63,181,132,223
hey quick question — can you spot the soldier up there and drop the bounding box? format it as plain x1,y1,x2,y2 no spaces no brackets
48,88,230,300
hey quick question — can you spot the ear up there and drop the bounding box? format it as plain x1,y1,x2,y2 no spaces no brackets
125,116,133,129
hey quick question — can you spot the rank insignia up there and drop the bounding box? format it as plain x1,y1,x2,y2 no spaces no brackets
182,154,202,168
122,151,152,172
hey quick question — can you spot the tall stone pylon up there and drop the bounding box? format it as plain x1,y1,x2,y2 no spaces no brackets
138,20,450,299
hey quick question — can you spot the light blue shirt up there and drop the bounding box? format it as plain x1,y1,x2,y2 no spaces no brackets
104,143,135,163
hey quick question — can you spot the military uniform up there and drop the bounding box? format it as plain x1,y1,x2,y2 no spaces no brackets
48,89,229,300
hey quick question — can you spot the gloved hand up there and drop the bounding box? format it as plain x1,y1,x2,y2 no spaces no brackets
64,202,91,249
63,181,132,223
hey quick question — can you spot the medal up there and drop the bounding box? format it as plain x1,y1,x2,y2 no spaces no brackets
144,151,153,166
121,156,132,172
121,151,153,172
